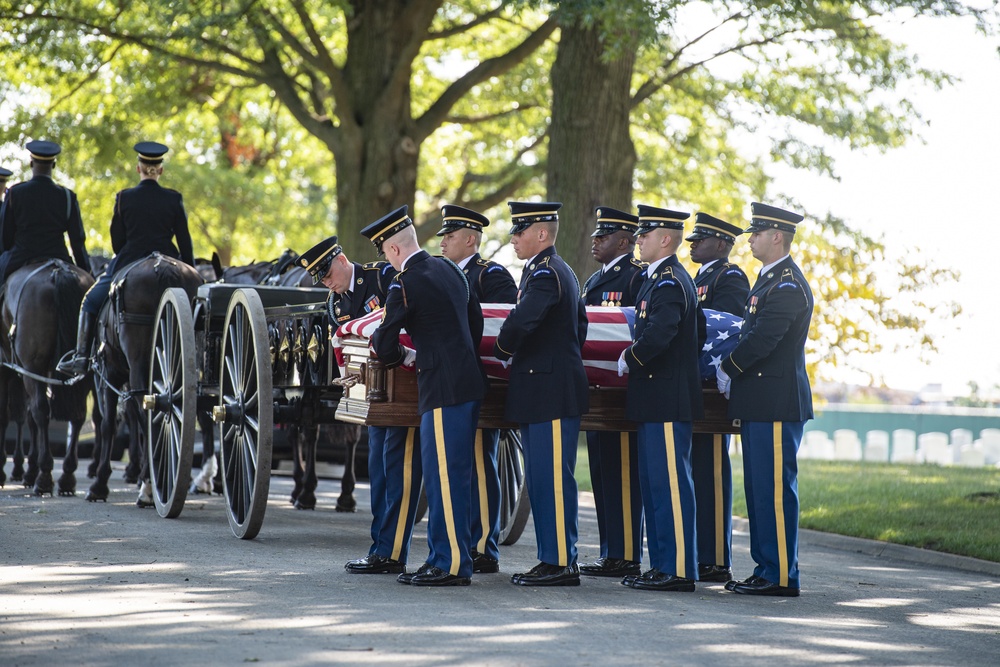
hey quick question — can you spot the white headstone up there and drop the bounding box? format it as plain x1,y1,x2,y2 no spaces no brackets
891,429,917,463
918,431,951,466
958,444,986,468
864,430,890,462
801,430,833,460
833,429,863,461
980,429,1000,465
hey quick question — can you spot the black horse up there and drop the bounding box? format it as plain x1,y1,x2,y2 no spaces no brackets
0,259,97,495
87,253,203,505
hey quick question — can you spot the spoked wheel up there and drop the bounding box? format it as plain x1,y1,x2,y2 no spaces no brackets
498,428,530,545
216,289,273,539
144,288,196,519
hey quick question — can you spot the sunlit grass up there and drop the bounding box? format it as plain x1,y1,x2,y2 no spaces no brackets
733,456,1000,563
573,444,1000,563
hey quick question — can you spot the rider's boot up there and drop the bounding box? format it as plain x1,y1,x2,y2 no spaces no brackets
56,310,96,377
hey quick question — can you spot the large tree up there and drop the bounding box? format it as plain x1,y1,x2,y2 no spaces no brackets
545,0,993,379
0,0,556,261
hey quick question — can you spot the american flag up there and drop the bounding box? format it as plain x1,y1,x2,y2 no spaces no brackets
333,304,741,387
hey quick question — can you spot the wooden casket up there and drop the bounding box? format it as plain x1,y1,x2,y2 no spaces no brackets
332,305,740,434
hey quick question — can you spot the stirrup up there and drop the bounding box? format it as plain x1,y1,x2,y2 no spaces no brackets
55,350,89,377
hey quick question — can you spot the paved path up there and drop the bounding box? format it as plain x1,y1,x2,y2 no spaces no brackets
1,461,998,666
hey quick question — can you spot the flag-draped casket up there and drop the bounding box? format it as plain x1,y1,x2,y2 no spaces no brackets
332,304,741,433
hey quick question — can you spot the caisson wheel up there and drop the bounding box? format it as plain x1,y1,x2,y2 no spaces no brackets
145,288,196,519
216,289,273,539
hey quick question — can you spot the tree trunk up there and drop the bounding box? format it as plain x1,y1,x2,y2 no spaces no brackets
547,22,638,281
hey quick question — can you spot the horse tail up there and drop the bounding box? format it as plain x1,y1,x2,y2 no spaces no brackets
50,262,90,422
52,262,87,362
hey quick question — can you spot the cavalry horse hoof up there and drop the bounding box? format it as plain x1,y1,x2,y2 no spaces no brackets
85,486,109,502
335,498,358,513
58,488,77,497
294,495,317,511
33,474,55,497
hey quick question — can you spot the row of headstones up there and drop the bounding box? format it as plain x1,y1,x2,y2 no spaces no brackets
796,428,1000,467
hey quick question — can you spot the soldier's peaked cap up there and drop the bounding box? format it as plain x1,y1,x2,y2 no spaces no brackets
0,167,12,182
360,205,413,256
298,235,343,285
134,141,169,164
592,206,639,237
635,204,689,234
507,201,561,235
747,202,804,234
685,212,744,243
437,205,489,236
26,140,61,161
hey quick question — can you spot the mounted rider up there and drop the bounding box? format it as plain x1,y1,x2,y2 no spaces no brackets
57,141,195,377
0,141,91,287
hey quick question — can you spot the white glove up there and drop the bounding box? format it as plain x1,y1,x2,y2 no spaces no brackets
500,358,510,369
617,350,628,377
402,346,416,367
716,367,731,399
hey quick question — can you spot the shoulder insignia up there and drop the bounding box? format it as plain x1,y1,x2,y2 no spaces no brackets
533,268,552,276
630,257,645,268
362,261,380,270
656,278,677,288
476,258,490,267
724,268,744,276
486,264,504,273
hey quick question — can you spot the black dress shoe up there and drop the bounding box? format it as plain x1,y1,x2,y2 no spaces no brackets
397,563,433,585
409,565,471,587
345,554,405,575
725,574,762,591
698,564,734,583
732,578,800,597
580,557,641,578
511,562,580,587
624,568,695,592
472,552,500,574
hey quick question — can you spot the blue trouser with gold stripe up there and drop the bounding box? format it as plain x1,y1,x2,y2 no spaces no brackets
369,425,422,564
586,430,643,562
471,428,501,561
420,400,480,577
521,418,581,567
636,422,698,579
691,432,733,568
740,421,803,589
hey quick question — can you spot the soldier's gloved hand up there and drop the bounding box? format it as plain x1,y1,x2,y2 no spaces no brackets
499,358,510,370
716,367,731,399
402,346,416,367
617,350,628,377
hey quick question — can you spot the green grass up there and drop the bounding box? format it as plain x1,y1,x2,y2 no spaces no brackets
573,444,1000,562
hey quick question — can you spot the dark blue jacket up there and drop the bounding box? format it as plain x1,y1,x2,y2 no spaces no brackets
695,260,750,317
464,252,517,304
721,256,813,422
581,254,645,307
0,175,90,280
329,261,397,325
624,254,704,423
108,179,194,273
372,251,486,415
494,245,589,423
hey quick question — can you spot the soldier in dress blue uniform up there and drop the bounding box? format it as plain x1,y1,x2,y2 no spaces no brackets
686,212,751,584
362,206,487,587
0,141,91,285
578,206,646,579
298,234,422,576
717,202,814,597
437,204,517,575
618,205,703,592
493,201,589,587
0,167,12,202
57,141,193,376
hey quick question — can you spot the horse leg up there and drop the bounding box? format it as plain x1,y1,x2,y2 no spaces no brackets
87,396,100,479
336,430,358,513
128,399,153,508
289,424,303,504
122,410,141,485
190,411,218,495
294,425,318,510
58,417,84,496
25,380,54,496
87,389,117,502
11,418,26,481
0,421,6,489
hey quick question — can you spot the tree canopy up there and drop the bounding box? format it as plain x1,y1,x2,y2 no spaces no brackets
1,0,995,384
